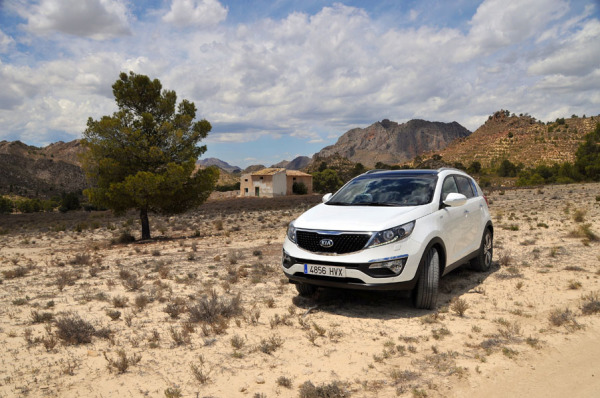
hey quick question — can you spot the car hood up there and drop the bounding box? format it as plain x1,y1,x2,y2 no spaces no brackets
293,203,432,232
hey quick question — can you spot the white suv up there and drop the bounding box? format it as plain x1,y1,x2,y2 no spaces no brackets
282,168,493,309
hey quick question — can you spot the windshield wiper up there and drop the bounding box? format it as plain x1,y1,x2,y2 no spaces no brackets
325,201,353,206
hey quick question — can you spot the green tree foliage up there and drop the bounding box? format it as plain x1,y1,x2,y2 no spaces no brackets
81,72,218,239
0,196,13,214
312,169,343,193
468,161,481,174
351,162,367,177
59,192,81,213
574,123,600,181
292,181,308,195
497,159,522,177
215,182,241,192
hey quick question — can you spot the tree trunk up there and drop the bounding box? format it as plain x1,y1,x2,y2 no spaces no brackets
140,207,151,240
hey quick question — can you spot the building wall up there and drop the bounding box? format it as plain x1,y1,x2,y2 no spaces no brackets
272,172,287,196
286,175,313,195
240,174,252,197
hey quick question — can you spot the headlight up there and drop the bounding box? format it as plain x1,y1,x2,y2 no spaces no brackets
367,221,415,248
287,222,297,243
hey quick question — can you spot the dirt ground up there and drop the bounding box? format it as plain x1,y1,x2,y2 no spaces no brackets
0,184,599,397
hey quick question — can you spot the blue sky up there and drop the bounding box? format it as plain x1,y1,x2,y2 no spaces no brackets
1,1,599,168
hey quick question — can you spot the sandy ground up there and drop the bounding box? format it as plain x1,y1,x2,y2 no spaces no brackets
0,184,599,397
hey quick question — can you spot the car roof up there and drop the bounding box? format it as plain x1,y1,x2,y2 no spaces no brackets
360,168,466,178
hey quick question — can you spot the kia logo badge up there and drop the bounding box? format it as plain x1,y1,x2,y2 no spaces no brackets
319,238,334,248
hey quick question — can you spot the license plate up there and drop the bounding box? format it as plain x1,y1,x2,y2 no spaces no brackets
304,264,346,278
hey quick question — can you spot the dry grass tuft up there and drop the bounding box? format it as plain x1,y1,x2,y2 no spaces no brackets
581,291,600,315
298,380,346,398
104,349,141,373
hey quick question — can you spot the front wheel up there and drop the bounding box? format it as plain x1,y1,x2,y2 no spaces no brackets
469,229,493,272
413,247,440,310
295,283,317,297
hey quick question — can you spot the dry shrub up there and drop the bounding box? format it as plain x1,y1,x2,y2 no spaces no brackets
134,294,150,310
55,270,80,291
188,290,242,324
164,297,187,319
258,335,284,354
2,267,28,279
104,349,141,373
30,311,54,324
581,291,600,315
276,376,293,389
569,224,598,241
70,253,91,266
55,314,96,345
298,380,346,398
122,273,144,291
548,308,581,330
450,298,469,317
112,295,129,308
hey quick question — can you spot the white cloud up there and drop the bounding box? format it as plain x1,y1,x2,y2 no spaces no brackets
162,0,228,28
0,30,15,53
528,19,600,76
19,0,131,40
457,0,569,61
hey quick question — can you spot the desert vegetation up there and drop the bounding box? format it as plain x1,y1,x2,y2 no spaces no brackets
0,183,599,397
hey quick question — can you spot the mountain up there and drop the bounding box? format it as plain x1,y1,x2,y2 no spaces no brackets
418,111,600,169
0,140,87,197
271,156,311,170
197,158,242,174
285,156,311,170
314,119,471,167
271,160,290,168
242,165,266,174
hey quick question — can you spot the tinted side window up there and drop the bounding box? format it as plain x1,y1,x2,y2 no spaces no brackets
455,176,475,198
441,176,459,201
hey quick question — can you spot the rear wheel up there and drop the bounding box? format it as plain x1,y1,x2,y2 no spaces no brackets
295,283,317,297
469,229,493,272
413,247,440,310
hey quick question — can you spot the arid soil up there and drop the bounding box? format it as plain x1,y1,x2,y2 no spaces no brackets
1,185,599,397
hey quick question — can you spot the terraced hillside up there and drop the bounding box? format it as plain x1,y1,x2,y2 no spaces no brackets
420,111,599,169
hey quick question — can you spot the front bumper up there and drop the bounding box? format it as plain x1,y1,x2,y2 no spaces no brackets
281,236,424,291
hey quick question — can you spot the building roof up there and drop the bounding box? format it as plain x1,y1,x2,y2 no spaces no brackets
248,168,313,178
286,170,312,177
251,168,286,176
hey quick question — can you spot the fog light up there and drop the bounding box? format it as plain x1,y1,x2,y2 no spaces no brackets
369,257,407,275
282,250,293,269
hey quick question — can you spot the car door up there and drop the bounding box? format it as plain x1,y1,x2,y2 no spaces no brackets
454,175,481,256
439,175,470,267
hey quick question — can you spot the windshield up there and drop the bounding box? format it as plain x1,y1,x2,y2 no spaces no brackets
327,174,436,206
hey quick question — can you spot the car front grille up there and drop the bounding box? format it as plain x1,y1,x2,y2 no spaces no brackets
296,230,371,254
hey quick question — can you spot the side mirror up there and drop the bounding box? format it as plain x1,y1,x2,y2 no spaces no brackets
322,193,333,203
443,192,467,207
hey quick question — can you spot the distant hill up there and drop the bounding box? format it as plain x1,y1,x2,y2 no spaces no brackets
0,140,87,197
417,111,600,169
271,156,311,170
197,158,242,174
314,119,471,167
242,165,266,174
271,160,290,168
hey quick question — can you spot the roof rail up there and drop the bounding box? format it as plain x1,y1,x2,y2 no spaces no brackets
364,169,386,174
437,167,464,173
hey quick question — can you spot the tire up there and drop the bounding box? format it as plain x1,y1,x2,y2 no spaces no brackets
412,247,440,310
469,228,493,272
295,283,317,297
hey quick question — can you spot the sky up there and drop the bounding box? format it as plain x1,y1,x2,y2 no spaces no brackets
0,0,599,168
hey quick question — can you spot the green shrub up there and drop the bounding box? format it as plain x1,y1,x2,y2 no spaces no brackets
292,181,308,195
